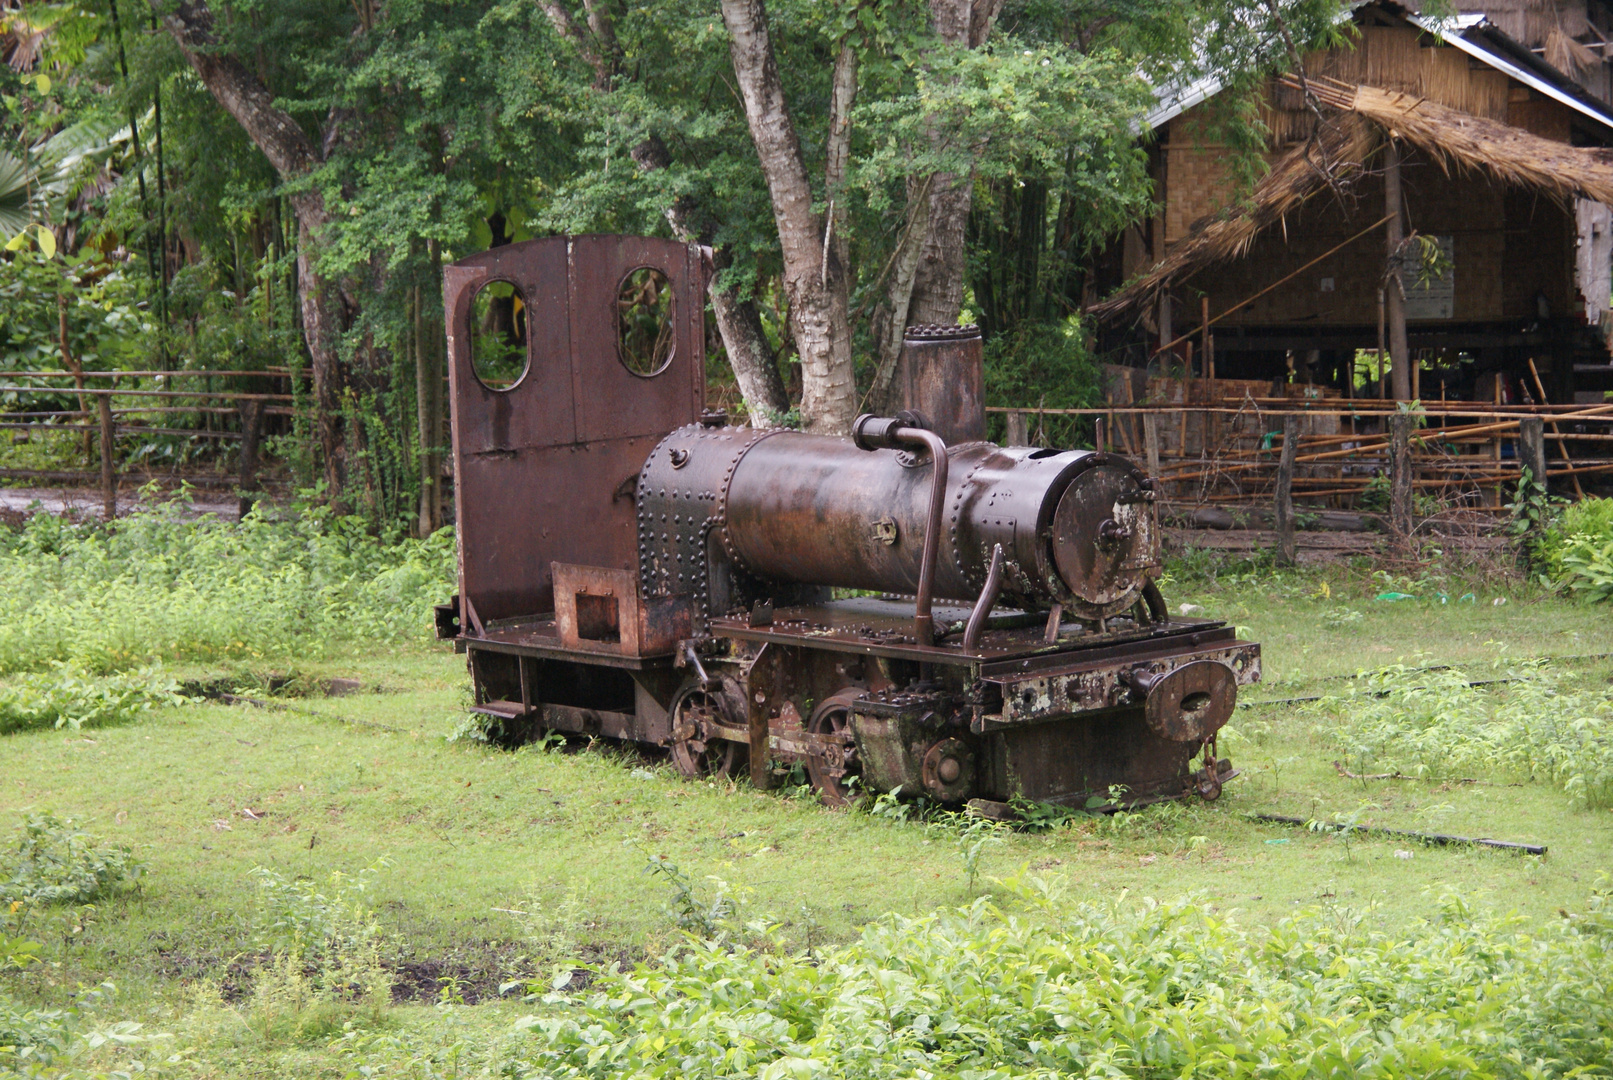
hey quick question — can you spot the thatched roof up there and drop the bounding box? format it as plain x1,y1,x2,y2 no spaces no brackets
1090,75,1613,321
1325,76,1613,202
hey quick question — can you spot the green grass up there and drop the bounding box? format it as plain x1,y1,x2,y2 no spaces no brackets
0,555,1608,1076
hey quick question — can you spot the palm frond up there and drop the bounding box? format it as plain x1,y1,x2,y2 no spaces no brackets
0,144,39,241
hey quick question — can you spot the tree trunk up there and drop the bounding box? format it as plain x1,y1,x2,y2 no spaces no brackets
540,0,619,89
294,216,344,495
630,136,790,425
720,0,857,434
909,176,973,326
868,177,933,411
905,0,1003,329
155,0,344,496
709,259,790,424
553,0,789,429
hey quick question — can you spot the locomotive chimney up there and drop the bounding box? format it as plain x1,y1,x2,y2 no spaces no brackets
895,324,985,446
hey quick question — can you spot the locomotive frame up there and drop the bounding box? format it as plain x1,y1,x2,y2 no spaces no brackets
437,235,1259,811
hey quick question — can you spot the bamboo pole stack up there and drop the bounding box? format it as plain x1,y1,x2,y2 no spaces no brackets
989,400,1613,508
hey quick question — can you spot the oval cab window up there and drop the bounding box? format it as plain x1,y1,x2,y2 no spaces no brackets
616,267,675,377
470,280,529,391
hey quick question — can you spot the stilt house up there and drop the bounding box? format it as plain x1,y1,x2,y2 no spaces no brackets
1091,0,1613,416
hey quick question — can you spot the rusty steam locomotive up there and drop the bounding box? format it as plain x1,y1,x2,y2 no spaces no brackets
436,235,1259,810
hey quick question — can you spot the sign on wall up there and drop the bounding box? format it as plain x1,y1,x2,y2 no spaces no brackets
1404,234,1455,320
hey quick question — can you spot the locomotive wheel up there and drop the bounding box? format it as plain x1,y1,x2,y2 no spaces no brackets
806,689,863,807
669,679,749,781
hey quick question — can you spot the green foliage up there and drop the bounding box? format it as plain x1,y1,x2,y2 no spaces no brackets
1358,472,1443,517
0,243,156,384
951,814,1007,893
639,851,746,940
0,982,164,1078
1555,497,1613,549
0,812,142,982
1531,497,1613,602
1506,468,1562,572
246,859,394,1042
1304,800,1381,863
342,884,1613,1079
0,814,150,1075
982,318,1101,445
1,812,144,908
0,663,184,735
0,498,456,675
250,858,387,957
1318,664,1613,809
1558,531,1613,603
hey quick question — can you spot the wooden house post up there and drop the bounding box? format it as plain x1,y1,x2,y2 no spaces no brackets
1385,140,1412,401
97,391,116,522
1389,413,1414,546
238,397,265,518
1519,416,1547,488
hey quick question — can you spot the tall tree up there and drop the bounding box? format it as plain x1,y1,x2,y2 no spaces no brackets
719,0,859,433
541,3,790,425
906,0,1000,327
153,0,345,494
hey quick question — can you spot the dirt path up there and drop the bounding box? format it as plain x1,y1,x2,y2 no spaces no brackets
0,486,243,524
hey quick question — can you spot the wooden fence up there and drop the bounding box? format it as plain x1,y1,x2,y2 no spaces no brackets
0,369,308,519
994,400,1613,561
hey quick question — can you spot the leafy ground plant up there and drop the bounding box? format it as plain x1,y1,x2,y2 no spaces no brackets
1316,663,1613,808
341,884,1613,1079
1534,496,1613,600
0,497,455,675
0,663,184,734
1,812,144,907
0,982,165,1078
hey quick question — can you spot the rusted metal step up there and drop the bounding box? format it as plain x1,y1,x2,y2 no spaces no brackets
469,699,532,720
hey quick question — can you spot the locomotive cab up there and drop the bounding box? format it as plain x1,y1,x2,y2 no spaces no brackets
440,235,1259,810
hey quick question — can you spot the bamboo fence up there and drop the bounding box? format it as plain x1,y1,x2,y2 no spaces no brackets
991,399,1613,515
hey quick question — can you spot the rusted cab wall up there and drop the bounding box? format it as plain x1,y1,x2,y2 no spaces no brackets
444,235,706,626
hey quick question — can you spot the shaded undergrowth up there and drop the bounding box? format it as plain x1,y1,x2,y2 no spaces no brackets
0,497,454,677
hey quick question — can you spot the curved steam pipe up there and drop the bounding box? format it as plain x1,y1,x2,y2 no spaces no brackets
962,544,1005,652
853,415,950,647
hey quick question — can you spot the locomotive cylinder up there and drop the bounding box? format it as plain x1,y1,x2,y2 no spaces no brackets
641,422,1161,620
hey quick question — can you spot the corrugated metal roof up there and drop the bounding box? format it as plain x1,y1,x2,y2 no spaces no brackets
1141,7,1613,137
1410,13,1613,132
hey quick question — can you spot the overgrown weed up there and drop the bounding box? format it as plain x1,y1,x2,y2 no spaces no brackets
1315,663,1613,808
0,497,455,676
341,880,1613,1079
0,818,161,1075
238,858,395,1044
0,982,168,1077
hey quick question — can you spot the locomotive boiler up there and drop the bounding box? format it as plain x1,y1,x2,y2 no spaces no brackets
437,235,1259,811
